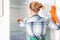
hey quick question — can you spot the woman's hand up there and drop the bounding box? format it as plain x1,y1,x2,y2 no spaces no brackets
17,18,22,23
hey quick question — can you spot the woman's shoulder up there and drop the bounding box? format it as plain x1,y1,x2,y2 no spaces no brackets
26,15,43,22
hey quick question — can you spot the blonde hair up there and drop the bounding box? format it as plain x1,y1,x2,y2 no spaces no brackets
29,1,43,13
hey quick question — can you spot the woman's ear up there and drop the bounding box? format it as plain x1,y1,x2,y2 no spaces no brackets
29,9,32,13
29,9,33,15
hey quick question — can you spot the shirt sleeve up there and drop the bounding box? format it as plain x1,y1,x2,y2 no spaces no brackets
18,18,27,27
48,18,58,30
18,22,25,27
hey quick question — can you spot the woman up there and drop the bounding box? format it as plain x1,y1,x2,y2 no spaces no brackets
17,1,60,40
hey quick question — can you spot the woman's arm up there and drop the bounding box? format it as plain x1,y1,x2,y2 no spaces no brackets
48,18,60,30
18,22,25,27
17,18,27,27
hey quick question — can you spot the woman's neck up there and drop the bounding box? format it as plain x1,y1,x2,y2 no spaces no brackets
31,12,38,16
32,14,38,16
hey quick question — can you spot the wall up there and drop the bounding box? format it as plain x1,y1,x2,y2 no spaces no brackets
10,6,28,31
55,0,60,40
10,6,27,40
10,0,29,40
10,0,28,31
0,0,3,16
0,0,9,40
